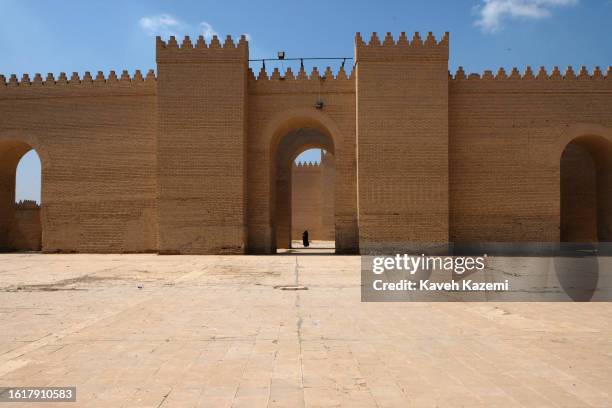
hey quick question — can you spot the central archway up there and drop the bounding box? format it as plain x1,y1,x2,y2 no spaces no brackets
247,108,358,255
272,128,335,251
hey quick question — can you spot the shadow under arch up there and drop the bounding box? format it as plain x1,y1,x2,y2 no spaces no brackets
556,131,612,301
266,107,342,159
0,132,47,252
560,133,612,243
266,109,341,253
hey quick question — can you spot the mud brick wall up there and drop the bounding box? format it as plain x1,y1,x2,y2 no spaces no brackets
356,32,450,252
2,32,612,254
11,200,41,251
291,158,335,241
156,35,248,254
0,70,158,253
449,67,612,242
246,65,357,254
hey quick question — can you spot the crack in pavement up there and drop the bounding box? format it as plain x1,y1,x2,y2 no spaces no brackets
294,255,306,407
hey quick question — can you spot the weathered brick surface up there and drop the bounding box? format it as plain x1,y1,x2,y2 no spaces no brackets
356,32,450,252
1,32,612,254
0,72,157,253
246,67,357,254
156,36,248,254
449,68,612,242
10,200,41,251
291,157,335,241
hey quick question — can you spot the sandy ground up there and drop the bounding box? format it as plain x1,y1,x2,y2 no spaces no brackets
0,253,611,407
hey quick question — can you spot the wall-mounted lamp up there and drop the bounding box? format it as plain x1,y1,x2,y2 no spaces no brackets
314,100,324,110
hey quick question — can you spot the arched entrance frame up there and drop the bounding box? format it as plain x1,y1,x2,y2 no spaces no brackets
248,107,351,254
556,124,612,243
0,130,49,251
274,129,335,249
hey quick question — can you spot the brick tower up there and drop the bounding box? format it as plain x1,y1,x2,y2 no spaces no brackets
156,35,249,254
355,32,450,253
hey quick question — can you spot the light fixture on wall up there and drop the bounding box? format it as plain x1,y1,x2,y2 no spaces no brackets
314,100,324,110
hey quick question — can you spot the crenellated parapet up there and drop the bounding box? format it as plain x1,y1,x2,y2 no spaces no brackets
0,69,156,98
156,35,248,63
355,32,449,62
293,161,322,170
248,65,354,94
450,65,612,93
15,200,40,210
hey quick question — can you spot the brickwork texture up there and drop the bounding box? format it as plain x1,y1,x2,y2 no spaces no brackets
291,155,335,241
1,32,611,254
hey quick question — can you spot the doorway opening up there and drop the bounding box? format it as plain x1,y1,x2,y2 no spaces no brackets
0,141,42,252
290,148,335,252
272,128,335,254
560,135,612,243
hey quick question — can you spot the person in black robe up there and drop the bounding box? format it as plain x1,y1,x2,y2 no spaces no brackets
302,230,310,248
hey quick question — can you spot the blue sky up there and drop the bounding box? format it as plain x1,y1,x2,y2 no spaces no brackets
5,0,612,203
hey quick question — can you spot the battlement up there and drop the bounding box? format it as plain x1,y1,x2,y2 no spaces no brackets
293,161,322,169
0,70,156,87
293,154,334,170
15,200,40,210
355,32,449,61
156,35,248,63
0,70,156,98
250,65,353,81
450,65,612,94
452,66,612,81
248,65,354,94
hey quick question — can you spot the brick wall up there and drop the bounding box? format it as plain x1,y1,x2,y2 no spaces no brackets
449,67,612,243
156,35,248,254
0,70,158,253
10,200,41,251
1,33,612,254
291,155,335,241
246,66,358,254
356,32,450,253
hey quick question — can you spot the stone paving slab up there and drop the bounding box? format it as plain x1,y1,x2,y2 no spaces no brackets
0,254,611,407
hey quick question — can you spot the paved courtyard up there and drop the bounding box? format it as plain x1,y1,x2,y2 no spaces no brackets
0,253,611,407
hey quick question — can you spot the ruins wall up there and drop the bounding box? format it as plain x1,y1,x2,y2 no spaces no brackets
291,158,335,241
11,200,41,251
1,32,612,254
156,35,248,254
0,70,158,252
246,65,357,253
355,32,450,252
449,66,612,243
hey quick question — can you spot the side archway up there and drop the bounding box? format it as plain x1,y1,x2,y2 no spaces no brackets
560,133,612,243
0,133,47,251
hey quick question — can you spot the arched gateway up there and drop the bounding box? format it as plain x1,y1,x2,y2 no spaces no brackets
0,135,45,251
1,32,611,254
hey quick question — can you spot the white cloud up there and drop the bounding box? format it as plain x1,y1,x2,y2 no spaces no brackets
474,0,578,33
198,22,217,41
139,14,185,37
139,14,251,44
